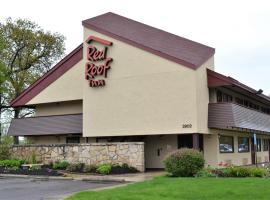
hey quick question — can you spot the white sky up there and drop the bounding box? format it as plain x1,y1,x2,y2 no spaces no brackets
1,0,270,94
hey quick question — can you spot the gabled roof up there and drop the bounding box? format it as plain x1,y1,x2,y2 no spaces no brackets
207,69,270,104
11,44,83,107
82,12,215,69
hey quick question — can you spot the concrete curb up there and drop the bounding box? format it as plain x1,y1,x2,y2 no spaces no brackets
0,173,128,183
0,174,74,180
79,177,126,183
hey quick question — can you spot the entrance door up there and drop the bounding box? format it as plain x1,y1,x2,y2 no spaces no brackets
251,137,256,165
145,135,178,169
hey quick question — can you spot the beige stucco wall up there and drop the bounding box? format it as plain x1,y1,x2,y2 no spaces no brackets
35,100,82,116
82,28,214,137
203,133,219,167
27,60,84,105
208,129,270,167
196,57,214,133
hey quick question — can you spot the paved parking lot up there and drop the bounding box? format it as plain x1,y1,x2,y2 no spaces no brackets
0,177,119,200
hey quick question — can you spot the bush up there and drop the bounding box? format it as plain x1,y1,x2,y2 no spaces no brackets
213,166,267,178
52,161,70,170
196,168,216,177
111,163,138,174
0,135,13,160
231,167,251,177
66,163,85,172
163,148,205,177
250,168,267,177
0,159,24,168
96,164,112,175
83,164,97,173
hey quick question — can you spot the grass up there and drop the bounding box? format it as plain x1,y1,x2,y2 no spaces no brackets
66,176,270,200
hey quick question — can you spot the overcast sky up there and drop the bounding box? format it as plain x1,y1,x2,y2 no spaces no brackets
1,0,270,94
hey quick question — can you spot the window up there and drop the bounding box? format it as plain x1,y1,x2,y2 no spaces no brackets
66,136,80,144
263,139,269,151
219,136,234,153
256,138,262,151
238,137,249,152
216,90,233,103
217,90,222,102
235,97,244,105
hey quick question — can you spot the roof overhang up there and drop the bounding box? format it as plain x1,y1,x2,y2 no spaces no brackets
10,44,83,107
207,69,270,105
209,103,270,134
7,114,82,136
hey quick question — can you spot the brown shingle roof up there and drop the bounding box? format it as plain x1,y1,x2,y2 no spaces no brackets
7,114,82,136
208,103,270,134
82,12,215,69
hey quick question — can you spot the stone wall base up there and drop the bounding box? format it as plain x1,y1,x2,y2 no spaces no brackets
11,142,145,172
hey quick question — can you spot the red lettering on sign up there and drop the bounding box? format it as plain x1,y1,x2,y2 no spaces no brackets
89,79,105,87
87,46,107,61
85,36,113,87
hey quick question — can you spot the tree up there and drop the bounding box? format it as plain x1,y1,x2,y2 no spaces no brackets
0,18,65,143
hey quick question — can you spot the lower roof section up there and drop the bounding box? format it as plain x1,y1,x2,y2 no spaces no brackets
208,103,270,134
8,114,82,136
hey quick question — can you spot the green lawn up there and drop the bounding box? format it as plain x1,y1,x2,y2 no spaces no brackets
66,176,270,200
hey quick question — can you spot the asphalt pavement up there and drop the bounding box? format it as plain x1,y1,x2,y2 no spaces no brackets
0,177,119,200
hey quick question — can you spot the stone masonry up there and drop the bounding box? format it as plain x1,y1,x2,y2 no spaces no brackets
10,142,145,172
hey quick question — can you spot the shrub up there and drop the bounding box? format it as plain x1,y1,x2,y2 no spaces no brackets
0,159,24,168
0,135,13,160
66,163,85,172
52,161,70,170
163,148,205,177
111,163,138,174
250,168,267,177
196,168,216,177
213,167,267,178
83,164,97,173
29,165,41,171
96,164,112,175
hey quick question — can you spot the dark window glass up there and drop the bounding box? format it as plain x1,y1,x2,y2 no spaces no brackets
238,137,249,152
217,90,222,102
256,138,261,151
263,139,269,151
235,97,244,105
219,136,234,153
66,137,80,144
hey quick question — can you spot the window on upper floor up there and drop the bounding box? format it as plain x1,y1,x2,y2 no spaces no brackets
217,90,233,103
217,90,270,115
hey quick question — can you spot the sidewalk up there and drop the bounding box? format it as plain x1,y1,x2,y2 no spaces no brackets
0,171,165,183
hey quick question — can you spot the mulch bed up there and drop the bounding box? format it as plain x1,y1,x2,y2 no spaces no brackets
0,166,63,176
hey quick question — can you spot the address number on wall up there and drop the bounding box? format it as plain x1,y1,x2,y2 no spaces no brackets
182,124,192,128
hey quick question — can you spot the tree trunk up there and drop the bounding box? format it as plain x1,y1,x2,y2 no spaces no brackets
13,107,20,144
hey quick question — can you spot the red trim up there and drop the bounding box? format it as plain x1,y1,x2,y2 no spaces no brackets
11,44,83,107
86,35,112,46
82,23,214,69
207,69,270,103
207,69,233,87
